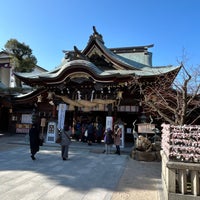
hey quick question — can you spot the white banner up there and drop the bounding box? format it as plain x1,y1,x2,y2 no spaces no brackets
118,124,125,148
106,116,113,130
57,103,67,130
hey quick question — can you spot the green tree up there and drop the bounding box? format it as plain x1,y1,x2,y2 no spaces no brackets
5,39,37,72
5,39,37,73
4,39,37,87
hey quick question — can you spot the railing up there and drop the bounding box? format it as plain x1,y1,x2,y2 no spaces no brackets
161,151,200,200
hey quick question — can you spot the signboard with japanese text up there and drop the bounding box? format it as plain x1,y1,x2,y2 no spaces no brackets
46,121,57,143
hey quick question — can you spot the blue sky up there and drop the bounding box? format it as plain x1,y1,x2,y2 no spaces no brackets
0,0,200,71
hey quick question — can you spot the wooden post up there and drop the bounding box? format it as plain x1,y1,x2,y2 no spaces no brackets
179,169,187,194
167,168,176,193
191,170,200,196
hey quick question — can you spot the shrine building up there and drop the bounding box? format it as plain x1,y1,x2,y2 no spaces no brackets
11,26,181,141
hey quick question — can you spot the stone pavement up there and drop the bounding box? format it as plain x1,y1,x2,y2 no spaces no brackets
0,134,163,200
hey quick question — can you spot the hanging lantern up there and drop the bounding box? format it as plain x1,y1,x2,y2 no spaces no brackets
116,91,123,99
49,100,54,106
116,91,123,106
47,92,53,100
37,95,42,103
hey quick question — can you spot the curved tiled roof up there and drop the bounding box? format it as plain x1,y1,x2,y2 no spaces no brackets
100,65,181,77
48,60,103,78
14,27,181,87
14,59,134,86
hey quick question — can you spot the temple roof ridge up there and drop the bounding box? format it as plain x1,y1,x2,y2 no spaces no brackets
109,44,154,53
88,26,104,44
100,65,181,77
62,27,154,70
94,39,145,70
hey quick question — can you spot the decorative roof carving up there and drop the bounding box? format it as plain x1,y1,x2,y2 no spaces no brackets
65,46,88,61
89,26,104,44
73,46,88,60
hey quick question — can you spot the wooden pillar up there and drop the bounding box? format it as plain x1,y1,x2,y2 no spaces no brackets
178,169,187,194
166,165,176,193
191,170,200,196
52,105,56,118
107,104,112,116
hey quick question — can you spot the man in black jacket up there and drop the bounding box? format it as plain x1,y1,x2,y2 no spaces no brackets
29,124,40,160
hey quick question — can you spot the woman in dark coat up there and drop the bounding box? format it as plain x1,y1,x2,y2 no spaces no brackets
29,123,40,160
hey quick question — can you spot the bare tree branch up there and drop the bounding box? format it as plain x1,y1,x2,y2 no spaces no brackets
136,61,200,125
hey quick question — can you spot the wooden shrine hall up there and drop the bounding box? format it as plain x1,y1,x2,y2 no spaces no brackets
11,26,180,140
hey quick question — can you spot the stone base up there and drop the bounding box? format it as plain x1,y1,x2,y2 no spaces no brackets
131,149,161,162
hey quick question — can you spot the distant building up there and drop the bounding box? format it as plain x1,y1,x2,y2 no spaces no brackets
0,51,13,88
0,50,47,132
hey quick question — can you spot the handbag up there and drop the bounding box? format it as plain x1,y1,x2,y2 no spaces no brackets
65,132,71,144
56,135,61,143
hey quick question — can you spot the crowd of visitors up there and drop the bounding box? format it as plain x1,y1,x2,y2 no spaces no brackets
72,119,122,154
72,120,105,145
29,118,122,161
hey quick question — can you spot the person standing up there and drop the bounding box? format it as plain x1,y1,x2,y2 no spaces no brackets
114,124,122,155
29,123,40,160
87,121,95,145
81,122,88,142
61,125,71,160
96,121,104,144
74,120,81,141
104,128,114,154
